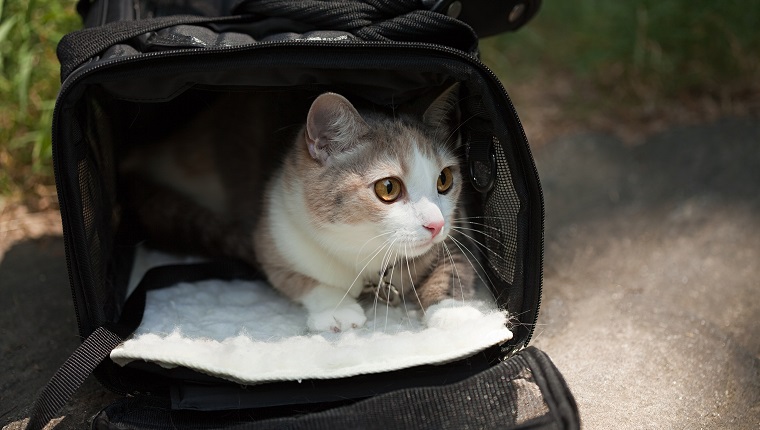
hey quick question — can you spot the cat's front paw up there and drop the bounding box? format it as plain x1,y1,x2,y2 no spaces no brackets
307,302,367,333
301,285,367,333
423,299,484,328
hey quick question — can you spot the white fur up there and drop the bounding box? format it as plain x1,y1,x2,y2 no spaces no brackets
268,174,372,295
301,285,367,332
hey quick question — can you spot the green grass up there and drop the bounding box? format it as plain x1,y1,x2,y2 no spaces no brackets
481,1,760,105
1,0,759,207
0,0,79,208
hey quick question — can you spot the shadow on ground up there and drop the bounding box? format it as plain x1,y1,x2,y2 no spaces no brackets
532,117,760,429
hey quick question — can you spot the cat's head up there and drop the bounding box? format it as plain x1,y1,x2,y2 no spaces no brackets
299,85,464,260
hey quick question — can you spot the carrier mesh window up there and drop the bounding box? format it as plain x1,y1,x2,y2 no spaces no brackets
75,101,121,327
485,136,519,285
77,155,108,325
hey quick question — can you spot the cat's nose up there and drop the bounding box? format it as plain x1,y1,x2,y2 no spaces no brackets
424,220,445,238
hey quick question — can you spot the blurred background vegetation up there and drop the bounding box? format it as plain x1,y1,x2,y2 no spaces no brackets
1,0,758,211
1,0,79,210
481,0,760,143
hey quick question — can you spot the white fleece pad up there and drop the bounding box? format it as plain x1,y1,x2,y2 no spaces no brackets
111,248,512,385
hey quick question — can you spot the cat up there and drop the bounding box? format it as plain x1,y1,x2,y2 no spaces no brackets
122,85,475,333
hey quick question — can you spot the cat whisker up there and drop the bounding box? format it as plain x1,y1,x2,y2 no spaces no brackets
449,232,510,298
396,248,406,312
441,242,465,304
397,245,407,329
441,112,478,151
345,236,393,295
450,227,513,266
382,246,401,332
374,238,398,306
450,229,513,292
452,218,509,233
403,244,427,315
404,249,419,329
453,216,511,228
401,244,417,322
451,215,516,267
379,238,397,282
502,308,542,337
354,231,394,268
452,248,467,304
446,234,496,297
336,237,395,314
451,225,513,252
453,215,511,221
370,238,399,332
452,218,515,260
408,245,422,319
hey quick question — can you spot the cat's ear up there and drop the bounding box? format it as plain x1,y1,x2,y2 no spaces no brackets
306,93,368,165
422,83,460,129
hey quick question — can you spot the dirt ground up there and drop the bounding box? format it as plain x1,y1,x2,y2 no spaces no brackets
2,114,759,428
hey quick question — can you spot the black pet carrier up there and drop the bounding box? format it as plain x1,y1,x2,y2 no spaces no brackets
27,0,580,428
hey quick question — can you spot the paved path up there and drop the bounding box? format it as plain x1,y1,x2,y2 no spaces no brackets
2,117,758,429
531,117,760,428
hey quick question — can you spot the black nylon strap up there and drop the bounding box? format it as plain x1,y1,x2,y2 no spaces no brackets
24,261,260,429
25,326,124,430
234,0,477,50
235,0,440,31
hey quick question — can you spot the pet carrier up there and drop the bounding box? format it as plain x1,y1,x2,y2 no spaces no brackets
27,0,579,428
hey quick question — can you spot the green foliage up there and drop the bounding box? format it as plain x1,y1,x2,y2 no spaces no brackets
481,0,760,100
0,0,79,206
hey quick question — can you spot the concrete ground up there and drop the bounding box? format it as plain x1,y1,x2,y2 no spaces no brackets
530,116,760,429
2,116,759,429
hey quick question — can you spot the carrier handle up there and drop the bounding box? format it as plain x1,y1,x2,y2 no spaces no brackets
232,0,477,52
58,1,477,83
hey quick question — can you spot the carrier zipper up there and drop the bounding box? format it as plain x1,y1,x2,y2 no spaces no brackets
53,39,543,366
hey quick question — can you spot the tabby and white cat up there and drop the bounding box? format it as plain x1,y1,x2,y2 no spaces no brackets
123,85,474,332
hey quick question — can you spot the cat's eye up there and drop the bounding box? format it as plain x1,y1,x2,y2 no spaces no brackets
375,177,402,202
437,167,454,193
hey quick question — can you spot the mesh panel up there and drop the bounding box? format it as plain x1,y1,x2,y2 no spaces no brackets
483,137,520,301
76,133,117,327
77,156,105,325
